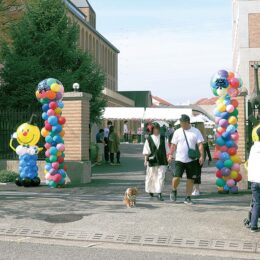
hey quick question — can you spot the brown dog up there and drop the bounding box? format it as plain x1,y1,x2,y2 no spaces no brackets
123,187,138,208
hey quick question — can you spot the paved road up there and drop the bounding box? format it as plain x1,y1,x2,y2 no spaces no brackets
0,240,253,260
0,144,257,259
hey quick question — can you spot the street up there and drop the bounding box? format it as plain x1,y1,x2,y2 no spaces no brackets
0,144,258,259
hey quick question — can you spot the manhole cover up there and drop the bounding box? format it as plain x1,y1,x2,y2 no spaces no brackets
44,214,83,223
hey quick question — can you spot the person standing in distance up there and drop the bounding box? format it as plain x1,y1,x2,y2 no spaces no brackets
104,121,112,163
168,115,204,204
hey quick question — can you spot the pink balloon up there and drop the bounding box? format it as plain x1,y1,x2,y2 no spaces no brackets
47,109,55,116
232,163,240,172
45,173,51,181
231,132,239,141
52,162,60,170
57,144,65,152
53,174,62,183
215,117,221,124
226,105,235,113
45,150,51,157
214,151,221,159
45,143,51,149
220,146,228,152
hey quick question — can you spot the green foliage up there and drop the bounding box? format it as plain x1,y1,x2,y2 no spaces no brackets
0,170,18,183
0,0,106,123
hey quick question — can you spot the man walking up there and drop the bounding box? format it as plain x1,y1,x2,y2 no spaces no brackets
104,121,112,163
168,115,204,204
123,120,129,143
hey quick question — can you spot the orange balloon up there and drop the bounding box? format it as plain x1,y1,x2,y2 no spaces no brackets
46,90,56,100
60,130,65,137
41,128,49,137
228,72,235,80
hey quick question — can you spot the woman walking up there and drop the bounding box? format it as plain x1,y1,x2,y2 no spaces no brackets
143,123,169,201
108,126,121,165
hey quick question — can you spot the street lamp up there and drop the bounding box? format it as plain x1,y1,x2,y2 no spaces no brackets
72,83,80,92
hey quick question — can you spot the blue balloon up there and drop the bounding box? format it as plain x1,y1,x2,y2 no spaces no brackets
45,135,53,143
221,167,231,176
223,184,230,192
45,164,52,171
42,104,49,112
226,140,235,148
50,147,58,155
226,125,236,134
48,116,58,126
220,112,229,119
42,112,48,120
53,135,63,143
220,152,230,161
216,160,224,170
57,101,64,109
52,125,62,133
216,137,225,146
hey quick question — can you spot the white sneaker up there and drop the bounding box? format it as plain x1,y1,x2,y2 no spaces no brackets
192,190,200,196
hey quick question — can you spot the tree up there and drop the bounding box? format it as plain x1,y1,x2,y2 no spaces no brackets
0,0,106,123
0,0,25,43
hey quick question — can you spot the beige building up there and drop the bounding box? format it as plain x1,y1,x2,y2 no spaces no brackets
233,0,260,96
65,0,134,107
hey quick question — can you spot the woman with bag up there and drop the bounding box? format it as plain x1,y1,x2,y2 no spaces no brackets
168,115,204,204
143,123,170,201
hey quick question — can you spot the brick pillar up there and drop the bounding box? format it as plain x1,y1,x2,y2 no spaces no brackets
236,94,248,190
61,92,92,184
62,92,91,161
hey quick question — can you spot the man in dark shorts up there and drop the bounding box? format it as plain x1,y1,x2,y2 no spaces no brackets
168,115,204,204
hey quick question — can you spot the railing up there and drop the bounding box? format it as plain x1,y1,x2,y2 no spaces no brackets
0,110,45,160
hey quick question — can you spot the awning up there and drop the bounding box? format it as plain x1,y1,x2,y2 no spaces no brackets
103,107,145,120
144,108,192,120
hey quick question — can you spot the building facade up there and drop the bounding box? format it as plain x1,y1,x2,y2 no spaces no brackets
233,0,260,96
65,0,134,107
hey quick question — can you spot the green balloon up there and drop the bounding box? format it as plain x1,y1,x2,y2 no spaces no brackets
230,109,238,117
224,159,234,169
216,178,226,187
212,88,218,96
50,155,57,163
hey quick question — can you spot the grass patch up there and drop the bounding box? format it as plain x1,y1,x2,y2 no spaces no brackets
0,170,19,183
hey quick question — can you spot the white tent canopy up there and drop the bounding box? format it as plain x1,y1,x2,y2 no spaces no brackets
144,108,192,120
103,107,145,120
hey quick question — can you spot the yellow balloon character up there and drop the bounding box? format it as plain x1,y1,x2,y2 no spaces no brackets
252,124,260,143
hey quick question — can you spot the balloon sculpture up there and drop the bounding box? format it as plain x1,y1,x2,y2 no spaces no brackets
10,115,42,187
211,70,243,193
36,78,67,188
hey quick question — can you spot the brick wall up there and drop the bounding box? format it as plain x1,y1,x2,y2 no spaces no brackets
62,92,91,161
236,95,246,162
249,14,260,48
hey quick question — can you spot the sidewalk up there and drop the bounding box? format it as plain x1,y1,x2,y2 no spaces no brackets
0,144,257,258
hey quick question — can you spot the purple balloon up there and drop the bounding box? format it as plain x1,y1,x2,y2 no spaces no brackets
49,168,57,176
219,119,228,128
221,167,231,176
218,70,228,78
230,186,238,194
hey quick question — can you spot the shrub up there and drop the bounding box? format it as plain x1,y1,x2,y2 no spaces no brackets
0,170,19,183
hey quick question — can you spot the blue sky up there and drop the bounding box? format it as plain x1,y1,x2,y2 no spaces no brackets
91,0,232,104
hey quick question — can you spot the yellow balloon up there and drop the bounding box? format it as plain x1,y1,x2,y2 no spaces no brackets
50,83,61,93
217,104,226,113
228,116,237,125
252,124,260,142
223,176,231,181
230,171,238,179
216,98,224,105
55,108,62,114
230,155,241,164
16,123,40,146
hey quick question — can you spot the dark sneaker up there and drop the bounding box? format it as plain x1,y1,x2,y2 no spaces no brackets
243,218,251,228
158,194,164,201
184,196,193,205
170,190,177,202
149,193,154,198
251,227,260,233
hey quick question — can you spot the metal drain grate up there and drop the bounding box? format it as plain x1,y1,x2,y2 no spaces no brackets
0,226,258,253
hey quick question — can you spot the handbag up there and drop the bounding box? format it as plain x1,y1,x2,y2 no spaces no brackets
183,129,200,160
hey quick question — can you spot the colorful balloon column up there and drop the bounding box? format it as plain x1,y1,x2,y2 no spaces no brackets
36,78,67,188
9,120,42,187
211,70,243,193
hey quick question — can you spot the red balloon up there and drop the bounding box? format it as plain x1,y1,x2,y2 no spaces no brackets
53,174,62,183
216,170,222,178
228,147,237,156
64,165,68,171
220,146,228,152
231,99,238,108
57,157,64,163
45,122,52,131
58,117,66,125
230,78,240,88
217,127,226,135
235,174,242,182
47,109,55,117
49,102,58,110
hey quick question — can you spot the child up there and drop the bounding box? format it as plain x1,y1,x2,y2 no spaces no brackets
247,125,260,232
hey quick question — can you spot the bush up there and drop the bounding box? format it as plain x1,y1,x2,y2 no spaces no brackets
0,170,19,183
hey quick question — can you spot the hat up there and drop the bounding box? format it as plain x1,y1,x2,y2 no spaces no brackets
152,122,160,129
180,114,190,123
